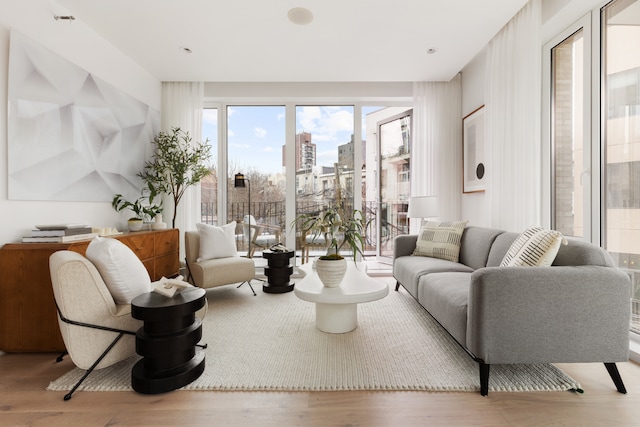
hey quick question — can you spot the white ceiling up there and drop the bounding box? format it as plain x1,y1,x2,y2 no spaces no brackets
56,0,529,83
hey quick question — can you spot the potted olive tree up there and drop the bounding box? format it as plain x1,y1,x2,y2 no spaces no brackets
137,127,212,228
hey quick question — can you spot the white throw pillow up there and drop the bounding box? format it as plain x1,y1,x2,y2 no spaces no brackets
413,220,468,263
85,236,152,304
196,222,238,261
500,226,568,267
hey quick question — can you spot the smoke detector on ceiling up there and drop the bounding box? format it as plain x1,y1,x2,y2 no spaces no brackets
287,7,313,25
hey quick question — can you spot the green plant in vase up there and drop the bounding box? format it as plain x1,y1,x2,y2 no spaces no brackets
291,205,367,287
112,194,163,231
292,206,366,262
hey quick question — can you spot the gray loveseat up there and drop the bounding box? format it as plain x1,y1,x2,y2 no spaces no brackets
393,226,631,395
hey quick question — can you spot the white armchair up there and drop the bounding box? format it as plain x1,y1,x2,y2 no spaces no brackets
49,250,142,400
185,230,257,295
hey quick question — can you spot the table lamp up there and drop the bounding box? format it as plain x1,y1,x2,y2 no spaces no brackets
408,196,439,226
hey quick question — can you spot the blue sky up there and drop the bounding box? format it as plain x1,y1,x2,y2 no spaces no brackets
202,106,381,175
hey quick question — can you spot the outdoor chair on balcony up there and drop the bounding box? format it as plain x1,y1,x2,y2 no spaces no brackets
243,215,281,258
297,230,327,264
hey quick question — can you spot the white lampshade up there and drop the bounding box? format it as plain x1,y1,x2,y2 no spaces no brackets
408,196,438,219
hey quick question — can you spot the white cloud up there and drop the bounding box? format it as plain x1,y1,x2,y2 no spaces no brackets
263,146,274,152
255,127,267,138
296,106,353,143
230,143,250,149
228,129,235,137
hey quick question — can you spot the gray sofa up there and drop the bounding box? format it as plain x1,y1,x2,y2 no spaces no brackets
393,226,631,395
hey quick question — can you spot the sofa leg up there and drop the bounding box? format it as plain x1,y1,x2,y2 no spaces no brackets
604,363,627,394
395,281,400,291
479,362,490,396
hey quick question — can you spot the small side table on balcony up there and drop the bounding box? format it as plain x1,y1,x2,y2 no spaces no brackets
131,287,206,394
262,250,295,293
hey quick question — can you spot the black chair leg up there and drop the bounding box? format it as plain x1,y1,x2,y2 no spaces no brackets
56,351,68,363
395,281,401,291
63,333,125,401
237,280,257,296
479,362,490,396
604,363,627,394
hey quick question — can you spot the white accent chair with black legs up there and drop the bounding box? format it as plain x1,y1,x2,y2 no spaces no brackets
49,250,142,400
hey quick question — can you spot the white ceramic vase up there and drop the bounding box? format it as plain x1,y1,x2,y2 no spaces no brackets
152,214,167,230
315,257,347,288
128,219,143,232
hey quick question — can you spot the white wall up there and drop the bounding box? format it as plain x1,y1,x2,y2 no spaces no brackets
0,1,161,245
460,49,491,227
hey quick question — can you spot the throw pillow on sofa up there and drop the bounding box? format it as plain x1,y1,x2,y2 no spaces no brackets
413,220,468,262
500,226,568,267
85,236,152,304
196,222,238,261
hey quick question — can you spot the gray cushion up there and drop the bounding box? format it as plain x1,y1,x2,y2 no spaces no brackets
394,256,473,299
486,231,519,267
553,237,615,267
417,272,472,345
458,226,505,269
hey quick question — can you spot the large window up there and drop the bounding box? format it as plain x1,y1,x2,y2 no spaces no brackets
376,109,412,259
227,106,286,257
551,29,585,238
548,0,640,336
294,106,355,260
200,102,411,265
603,0,640,333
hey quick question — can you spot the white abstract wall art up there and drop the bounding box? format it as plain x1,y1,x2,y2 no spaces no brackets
7,31,160,202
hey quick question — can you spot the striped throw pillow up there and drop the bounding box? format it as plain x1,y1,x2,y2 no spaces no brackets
413,221,468,262
500,226,568,267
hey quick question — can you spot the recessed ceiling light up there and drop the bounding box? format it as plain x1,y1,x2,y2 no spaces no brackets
426,48,437,55
287,7,313,25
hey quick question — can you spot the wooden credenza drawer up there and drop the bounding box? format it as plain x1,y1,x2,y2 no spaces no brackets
120,233,156,262
155,229,180,256
0,229,180,352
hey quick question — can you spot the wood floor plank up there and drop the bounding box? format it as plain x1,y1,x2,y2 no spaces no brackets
2,351,639,426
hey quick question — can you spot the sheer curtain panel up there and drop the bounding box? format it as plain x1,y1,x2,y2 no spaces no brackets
161,82,204,259
412,74,462,232
485,0,542,232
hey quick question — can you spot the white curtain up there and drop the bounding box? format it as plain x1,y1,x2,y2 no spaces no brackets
485,0,541,232
412,74,462,232
161,82,204,259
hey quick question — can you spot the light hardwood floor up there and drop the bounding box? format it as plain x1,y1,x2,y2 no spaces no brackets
1,351,640,426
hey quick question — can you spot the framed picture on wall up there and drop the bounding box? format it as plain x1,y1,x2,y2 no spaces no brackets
462,105,486,193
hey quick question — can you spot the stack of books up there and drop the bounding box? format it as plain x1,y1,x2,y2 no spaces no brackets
22,224,98,243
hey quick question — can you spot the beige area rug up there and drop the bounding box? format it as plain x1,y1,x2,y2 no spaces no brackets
48,280,580,393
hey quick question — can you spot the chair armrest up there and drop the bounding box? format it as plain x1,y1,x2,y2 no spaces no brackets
393,235,418,259
259,224,282,243
466,265,631,364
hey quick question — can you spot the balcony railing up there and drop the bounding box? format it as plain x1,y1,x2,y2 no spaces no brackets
200,200,409,258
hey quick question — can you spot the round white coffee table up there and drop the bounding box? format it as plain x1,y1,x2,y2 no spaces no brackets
294,261,389,333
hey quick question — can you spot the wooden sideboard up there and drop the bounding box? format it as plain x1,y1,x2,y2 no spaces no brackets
0,229,180,353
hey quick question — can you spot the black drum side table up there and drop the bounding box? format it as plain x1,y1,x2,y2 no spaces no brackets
262,250,295,293
131,287,206,394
